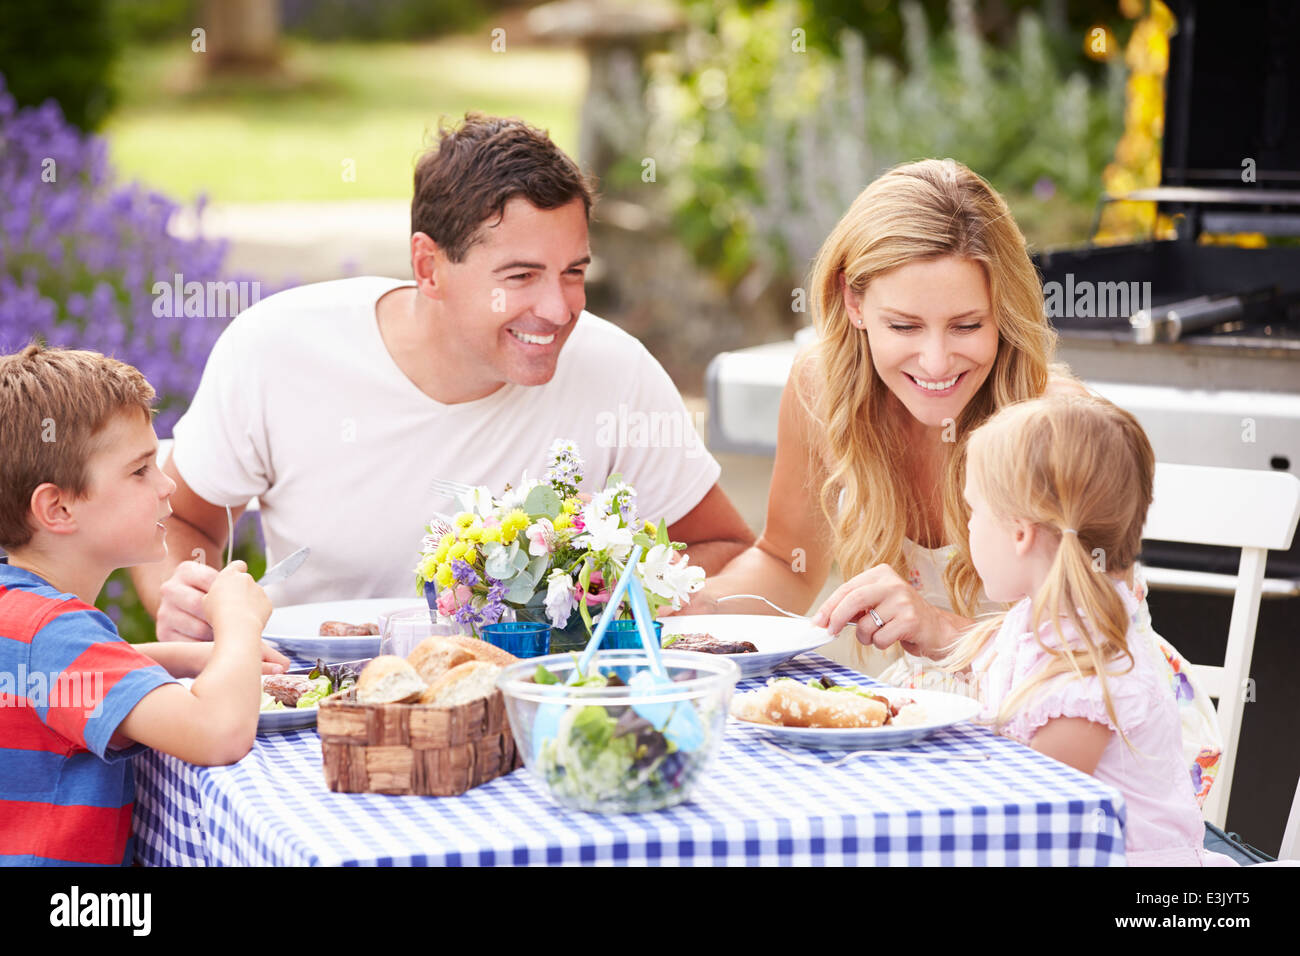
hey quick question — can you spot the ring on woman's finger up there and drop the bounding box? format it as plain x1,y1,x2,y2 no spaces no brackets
868,607,884,628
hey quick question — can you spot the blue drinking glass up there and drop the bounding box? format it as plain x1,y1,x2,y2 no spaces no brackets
482,621,551,659
602,618,663,650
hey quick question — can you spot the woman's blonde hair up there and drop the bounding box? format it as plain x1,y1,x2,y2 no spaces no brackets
940,394,1156,735
807,158,1065,618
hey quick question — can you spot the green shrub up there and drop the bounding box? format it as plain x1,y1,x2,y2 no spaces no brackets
637,0,1125,286
0,0,119,130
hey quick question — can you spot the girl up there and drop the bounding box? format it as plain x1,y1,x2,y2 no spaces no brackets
700,157,1221,807
944,394,1233,866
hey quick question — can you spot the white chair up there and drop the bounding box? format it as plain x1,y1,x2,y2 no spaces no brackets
1141,462,1300,829
1282,771,1300,860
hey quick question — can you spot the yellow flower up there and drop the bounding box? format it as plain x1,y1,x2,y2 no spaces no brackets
418,555,439,581
502,509,529,533
454,512,476,530
449,541,468,561
462,545,478,566
462,525,483,543
553,515,572,532
482,526,503,543
434,563,454,589
562,498,581,515
439,532,455,549
643,520,657,536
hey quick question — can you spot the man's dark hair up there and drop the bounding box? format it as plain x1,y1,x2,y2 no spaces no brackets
411,113,596,262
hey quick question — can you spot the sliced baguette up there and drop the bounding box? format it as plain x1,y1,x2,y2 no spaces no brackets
443,633,519,668
406,636,475,684
356,655,426,705
419,661,502,707
732,680,889,728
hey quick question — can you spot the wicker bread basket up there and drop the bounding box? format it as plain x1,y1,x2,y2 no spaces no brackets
318,686,522,796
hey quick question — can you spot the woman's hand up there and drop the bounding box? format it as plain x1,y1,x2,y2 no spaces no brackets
810,564,955,658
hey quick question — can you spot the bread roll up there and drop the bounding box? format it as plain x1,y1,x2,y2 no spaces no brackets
419,661,502,706
356,655,425,704
443,633,519,668
406,637,474,684
731,680,889,728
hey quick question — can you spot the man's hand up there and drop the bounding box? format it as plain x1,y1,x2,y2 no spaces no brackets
156,560,220,642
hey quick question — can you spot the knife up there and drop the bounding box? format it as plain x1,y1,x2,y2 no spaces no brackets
255,546,311,589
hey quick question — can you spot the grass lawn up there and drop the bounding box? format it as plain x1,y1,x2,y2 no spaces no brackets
105,38,586,203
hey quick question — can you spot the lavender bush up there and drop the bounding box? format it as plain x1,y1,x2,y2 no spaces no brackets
0,73,239,438
0,73,270,641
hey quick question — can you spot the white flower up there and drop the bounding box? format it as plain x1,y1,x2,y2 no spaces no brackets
579,509,634,561
498,477,542,513
544,568,577,628
638,544,705,609
456,485,497,518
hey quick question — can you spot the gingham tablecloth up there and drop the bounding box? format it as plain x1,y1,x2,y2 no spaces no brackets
132,655,1128,866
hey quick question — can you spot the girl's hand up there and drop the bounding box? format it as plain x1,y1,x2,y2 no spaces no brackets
810,564,951,657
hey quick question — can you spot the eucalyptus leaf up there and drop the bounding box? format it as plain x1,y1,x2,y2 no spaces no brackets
485,546,516,579
526,555,549,581
512,549,530,572
505,574,539,604
523,485,562,519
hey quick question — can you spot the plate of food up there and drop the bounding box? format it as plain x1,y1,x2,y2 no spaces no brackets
729,674,982,749
261,598,427,662
258,659,362,733
658,614,832,678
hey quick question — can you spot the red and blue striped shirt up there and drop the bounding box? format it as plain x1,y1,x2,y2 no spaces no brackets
0,560,175,865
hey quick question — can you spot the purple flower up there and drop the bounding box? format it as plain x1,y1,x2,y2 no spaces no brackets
451,558,480,587
478,577,507,625
0,72,282,440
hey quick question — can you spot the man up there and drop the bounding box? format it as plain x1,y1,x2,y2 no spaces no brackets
132,113,754,641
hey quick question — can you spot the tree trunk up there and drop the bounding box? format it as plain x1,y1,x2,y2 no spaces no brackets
202,0,281,73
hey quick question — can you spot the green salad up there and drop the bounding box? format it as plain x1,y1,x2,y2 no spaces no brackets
531,664,704,812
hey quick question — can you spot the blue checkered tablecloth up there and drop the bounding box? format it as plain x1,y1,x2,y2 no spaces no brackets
132,654,1128,866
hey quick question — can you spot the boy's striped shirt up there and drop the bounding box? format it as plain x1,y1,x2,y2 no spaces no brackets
0,560,175,865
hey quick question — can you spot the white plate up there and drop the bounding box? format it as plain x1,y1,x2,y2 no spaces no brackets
262,597,426,662
257,660,369,734
258,700,321,734
658,614,832,678
730,685,982,749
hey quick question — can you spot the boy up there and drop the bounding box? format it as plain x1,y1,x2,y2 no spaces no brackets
0,343,286,866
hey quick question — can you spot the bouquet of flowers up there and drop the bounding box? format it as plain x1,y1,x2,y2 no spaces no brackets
415,440,705,641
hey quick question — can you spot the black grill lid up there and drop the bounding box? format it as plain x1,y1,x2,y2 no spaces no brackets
1164,0,1300,190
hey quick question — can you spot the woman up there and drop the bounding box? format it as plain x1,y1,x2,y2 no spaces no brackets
702,158,1222,804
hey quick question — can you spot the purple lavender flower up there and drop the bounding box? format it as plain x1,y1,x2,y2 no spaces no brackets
0,72,280,440
479,577,507,625
450,558,480,587
451,602,482,630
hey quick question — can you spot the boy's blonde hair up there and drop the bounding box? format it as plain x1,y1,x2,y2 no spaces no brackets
939,394,1156,735
0,343,156,550
806,158,1069,622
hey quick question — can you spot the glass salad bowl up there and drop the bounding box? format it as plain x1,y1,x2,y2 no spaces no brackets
497,650,740,814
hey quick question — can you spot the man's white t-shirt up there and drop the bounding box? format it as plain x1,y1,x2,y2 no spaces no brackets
171,276,721,606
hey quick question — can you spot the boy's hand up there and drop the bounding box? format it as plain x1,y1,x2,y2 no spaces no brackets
156,560,220,642
148,639,290,677
202,560,272,636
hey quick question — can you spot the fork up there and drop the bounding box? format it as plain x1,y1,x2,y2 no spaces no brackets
760,739,990,765
429,477,475,504
717,593,808,620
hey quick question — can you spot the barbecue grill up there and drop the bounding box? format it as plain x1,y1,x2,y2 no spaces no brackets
707,0,1300,852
